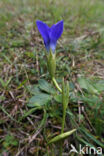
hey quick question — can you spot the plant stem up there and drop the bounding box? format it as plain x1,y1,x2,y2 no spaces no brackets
61,109,66,134
52,77,62,93
60,142,63,156
52,77,67,156
60,109,66,156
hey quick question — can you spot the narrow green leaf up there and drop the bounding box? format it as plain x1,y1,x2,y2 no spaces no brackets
81,128,104,148
20,107,42,120
48,129,76,144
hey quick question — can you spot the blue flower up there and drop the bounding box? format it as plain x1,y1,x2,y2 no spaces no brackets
36,20,63,53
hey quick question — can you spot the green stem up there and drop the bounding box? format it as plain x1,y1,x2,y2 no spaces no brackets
60,109,66,156
60,142,63,156
52,77,62,93
61,109,66,134
52,77,67,156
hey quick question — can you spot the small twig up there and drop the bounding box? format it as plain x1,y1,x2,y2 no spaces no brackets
27,117,36,129
0,106,19,123
36,50,40,76
16,109,47,156
16,123,43,156
78,101,81,123
9,91,15,100
82,106,96,133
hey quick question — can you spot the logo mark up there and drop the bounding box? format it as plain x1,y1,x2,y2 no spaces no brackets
69,144,102,155
69,144,78,154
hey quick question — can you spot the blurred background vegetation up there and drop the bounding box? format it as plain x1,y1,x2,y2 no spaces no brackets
0,0,104,155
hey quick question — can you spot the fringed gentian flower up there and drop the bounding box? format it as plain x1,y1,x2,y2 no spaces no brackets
36,20,63,53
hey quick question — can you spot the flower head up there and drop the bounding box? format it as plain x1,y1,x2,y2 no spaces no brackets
36,20,63,53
